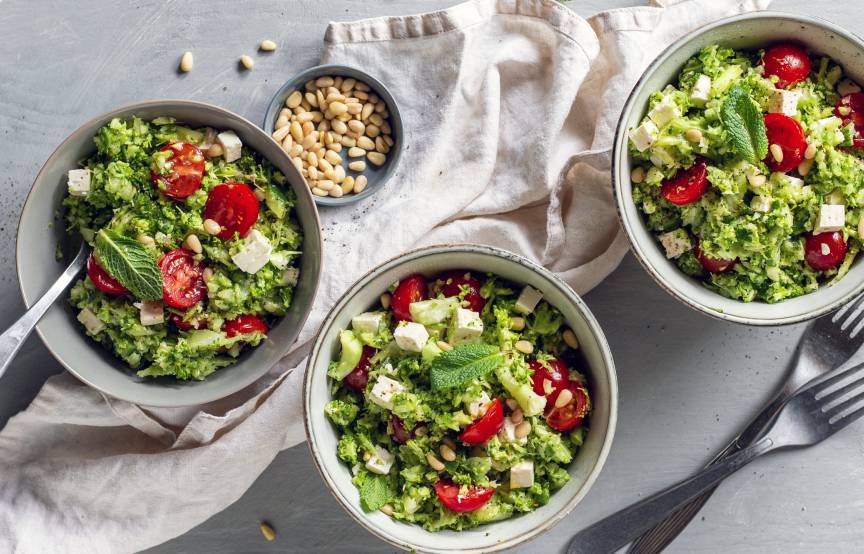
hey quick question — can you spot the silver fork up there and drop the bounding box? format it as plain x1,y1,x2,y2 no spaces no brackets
568,360,864,554
628,294,864,554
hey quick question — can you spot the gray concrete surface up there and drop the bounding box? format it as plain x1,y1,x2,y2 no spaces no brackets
0,0,862,552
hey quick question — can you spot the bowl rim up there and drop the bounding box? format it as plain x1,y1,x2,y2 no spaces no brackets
302,243,618,553
613,10,864,326
263,63,404,207
15,98,323,407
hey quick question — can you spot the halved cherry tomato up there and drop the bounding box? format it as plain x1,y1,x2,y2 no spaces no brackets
661,158,709,206
168,313,206,331
203,182,260,240
151,142,205,199
695,242,738,274
762,44,811,89
459,398,504,444
835,93,864,149
434,270,486,312
530,359,570,407
434,479,495,513
764,113,806,173
391,274,428,322
344,345,376,393
87,253,128,295
804,231,848,271
224,314,268,337
545,383,590,432
158,249,206,309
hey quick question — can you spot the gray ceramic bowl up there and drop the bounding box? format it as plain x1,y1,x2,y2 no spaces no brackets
263,64,403,207
16,100,322,407
304,244,617,553
615,12,864,325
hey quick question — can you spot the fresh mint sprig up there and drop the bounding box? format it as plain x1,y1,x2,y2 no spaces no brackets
430,344,504,390
720,83,768,163
94,229,163,300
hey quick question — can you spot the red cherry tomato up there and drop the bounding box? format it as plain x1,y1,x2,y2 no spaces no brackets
695,242,738,274
224,314,268,338
529,359,570,407
203,182,260,240
86,253,128,295
158,249,206,309
344,345,376,393
459,398,505,444
390,415,425,445
835,93,864,149
391,274,428,322
168,313,207,331
434,270,486,312
434,479,495,513
661,158,709,206
151,142,205,199
762,44,811,89
545,383,590,432
804,231,848,271
764,113,806,173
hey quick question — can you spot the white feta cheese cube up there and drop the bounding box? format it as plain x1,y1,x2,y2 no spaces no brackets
838,79,862,96
280,267,299,286
67,168,91,197
690,74,712,107
658,229,692,259
369,375,406,411
501,417,528,444
352,311,385,334
134,300,164,326
231,229,272,274
77,307,104,334
451,308,483,345
751,196,772,213
648,98,681,127
217,130,243,163
514,286,543,315
814,204,845,234
467,391,491,418
394,322,429,352
768,89,801,116
628,120,659,152
509,460,534,489
365,445,395,475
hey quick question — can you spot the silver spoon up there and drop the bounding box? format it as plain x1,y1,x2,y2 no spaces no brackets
0,242,89,380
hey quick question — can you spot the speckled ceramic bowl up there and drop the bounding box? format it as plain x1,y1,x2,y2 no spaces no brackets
304,244,617,553
615,12,864,325
16,100,322,407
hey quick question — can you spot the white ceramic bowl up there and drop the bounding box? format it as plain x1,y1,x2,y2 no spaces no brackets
304,245,617,553
614,12,864,325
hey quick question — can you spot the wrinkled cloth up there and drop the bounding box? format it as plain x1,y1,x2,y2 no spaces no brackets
0,0,770,552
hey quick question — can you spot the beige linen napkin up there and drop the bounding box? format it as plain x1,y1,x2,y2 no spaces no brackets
0,0,769,551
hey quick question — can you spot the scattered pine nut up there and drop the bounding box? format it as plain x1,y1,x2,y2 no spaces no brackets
203,219,221,236
562,328,579,349
514,340,533,354
510,408,523,424
805,142,817,160
202,267,214,283
555,388,573,409
179,51,194,73
798,158,814,177
349,161,367,172
259,522,276,542
439,444,456,462
436,340,453,352
684,128,702,143
770,143,783,163
206,143,223,158
380,292,391,309
367,152,386,166
354,175,368,193
137,234,155,247
631,167,645,183
514,421,532,439
426,452,445,471
379,504,394,516
184,234,202,254
510,317,525,331
239,55,254,70
259,39,277,52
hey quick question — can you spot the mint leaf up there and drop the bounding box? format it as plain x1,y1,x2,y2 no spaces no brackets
430,344,503,390
94,229,163,300
720,83,768,163
360,475,391,512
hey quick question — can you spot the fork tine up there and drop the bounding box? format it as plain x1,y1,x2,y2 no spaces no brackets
832,293,864,323
840,297,864,331
822,376,864,416
811,362,864,396
829,403,864,433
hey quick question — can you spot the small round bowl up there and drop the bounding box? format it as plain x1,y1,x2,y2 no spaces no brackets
614,11,864,326
303,244,617,553
264,64,404,207
16,100,322,407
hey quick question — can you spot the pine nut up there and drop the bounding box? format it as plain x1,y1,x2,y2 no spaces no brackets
379,504,394,516
510,408,523,424
290,121,303,142
275,115,289,130
770,143,783,163
361,103,375,121
384,135,394,147
505,398,519,411
330,101,348,116
179,51,194,73
348,147,366,158
555,387,573,409
798,158,814,176
514,421,532,439
562,329,579,349
259,522,276,542
331,120,348,135
341,78,356,92
311,187,327,197
333,165,345,183
342,177,355,194
439,444,456,462
375,136,390,154
349,161,367,172
325,93,346,104
685,128,702,143
367,152,386,166
366,124,381,138
259,39,277,52
630,167,645,183
301,134,317,150
304,80,316,92
316,89,326,109
375,102,385,113
356,81,371,92
302,122,315,137
381,121,391,135
348,120,365,134
203,267,214,283
289,144,303,157
805,142,817,159
239,55,254,70
303,92,318,108
202,219,221,236
426,452,445,471
514,340,533,354
324,150,342,165
297,111,315,124
326,143,342,153
272,125,291,142
184,234,202,254
318,158,333,173
315,76,334,88
137,234,155,247
436,340,453,352
369,113,383,127
347,103,363,115
354,175,368,193
380,292,391,309
328,186,344,198
206,143,223,158
357,136,375,150
317,179,335,192
510,316,525,331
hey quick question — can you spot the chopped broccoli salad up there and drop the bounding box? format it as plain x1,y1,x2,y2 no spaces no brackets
628,43,864,303
324,270,591,530
65,116,302,380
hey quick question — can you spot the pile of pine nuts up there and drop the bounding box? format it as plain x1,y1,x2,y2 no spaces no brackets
272,75,394,198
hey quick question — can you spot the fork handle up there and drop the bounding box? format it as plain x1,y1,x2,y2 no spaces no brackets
567,437,775,554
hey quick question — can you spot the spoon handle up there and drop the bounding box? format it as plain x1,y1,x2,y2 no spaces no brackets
0,248,88,380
